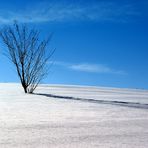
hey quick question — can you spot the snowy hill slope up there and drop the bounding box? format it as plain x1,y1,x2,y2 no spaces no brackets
0,83,148,148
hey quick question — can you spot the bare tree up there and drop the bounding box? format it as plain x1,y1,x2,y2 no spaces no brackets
0,22,54,93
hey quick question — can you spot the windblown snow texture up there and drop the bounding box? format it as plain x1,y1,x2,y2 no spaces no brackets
0,83,148,148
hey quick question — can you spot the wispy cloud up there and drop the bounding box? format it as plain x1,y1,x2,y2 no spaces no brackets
0,1,139,24
53,61,127,75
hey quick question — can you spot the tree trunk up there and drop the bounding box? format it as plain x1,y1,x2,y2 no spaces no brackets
22,83,27,93
24,87,27,93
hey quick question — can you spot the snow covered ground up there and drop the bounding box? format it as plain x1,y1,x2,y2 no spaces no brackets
0,83,148,148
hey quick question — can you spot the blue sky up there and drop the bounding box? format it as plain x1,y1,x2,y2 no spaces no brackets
0,0,148,89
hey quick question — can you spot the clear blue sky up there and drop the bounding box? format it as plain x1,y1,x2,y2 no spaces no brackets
0,0,148,89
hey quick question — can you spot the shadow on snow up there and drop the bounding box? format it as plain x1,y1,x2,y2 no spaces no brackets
35,93,148,110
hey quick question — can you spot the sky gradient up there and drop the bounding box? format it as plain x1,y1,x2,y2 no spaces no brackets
0,0,148,89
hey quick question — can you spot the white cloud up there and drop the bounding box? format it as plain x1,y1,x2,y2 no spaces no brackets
54,61,127,75
0,1,139,24
70,64,110,73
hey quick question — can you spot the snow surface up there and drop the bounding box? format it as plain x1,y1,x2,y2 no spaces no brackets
0,83,148,148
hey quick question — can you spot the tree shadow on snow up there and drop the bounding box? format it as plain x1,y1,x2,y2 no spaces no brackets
35,93,148,110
